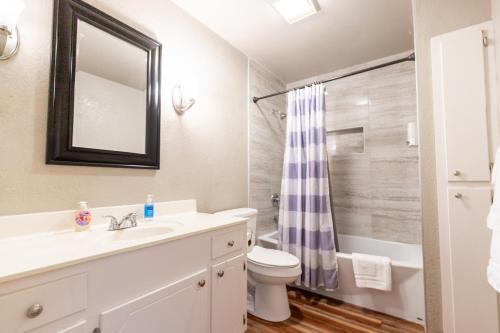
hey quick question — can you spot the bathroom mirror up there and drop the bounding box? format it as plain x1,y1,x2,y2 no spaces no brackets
47,0,161,169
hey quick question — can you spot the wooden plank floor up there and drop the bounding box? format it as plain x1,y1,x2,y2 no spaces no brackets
246,288,425,333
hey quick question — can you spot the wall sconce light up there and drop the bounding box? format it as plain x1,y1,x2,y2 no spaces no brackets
0,0,25,60
172,84,195,115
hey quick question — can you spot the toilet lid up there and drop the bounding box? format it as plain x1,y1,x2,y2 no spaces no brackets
247,246,300,268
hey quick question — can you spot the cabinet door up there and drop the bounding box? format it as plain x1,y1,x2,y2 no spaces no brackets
447,188,498,333
100,269,209,333
211,254,247,333
29,320,86,333
431,23,490,181
55,321,86,333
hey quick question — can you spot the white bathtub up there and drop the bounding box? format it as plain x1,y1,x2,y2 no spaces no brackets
258,231,425,325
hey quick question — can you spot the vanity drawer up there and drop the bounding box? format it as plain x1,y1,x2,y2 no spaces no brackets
0,273,87,333
212,229,245,259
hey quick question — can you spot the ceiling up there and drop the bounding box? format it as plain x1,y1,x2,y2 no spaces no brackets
76,20,147,90
170,0,414,82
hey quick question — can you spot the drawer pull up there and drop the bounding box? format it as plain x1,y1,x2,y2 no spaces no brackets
227,240,235,247
26,304,43,318
217,270,225,278
198,279,206,287
454,193,463,199
453,170,461,176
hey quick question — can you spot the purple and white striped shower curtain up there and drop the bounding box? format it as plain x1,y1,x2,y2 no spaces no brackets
278,84,338,290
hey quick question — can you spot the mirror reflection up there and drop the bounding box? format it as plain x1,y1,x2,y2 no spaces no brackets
73,19,148,154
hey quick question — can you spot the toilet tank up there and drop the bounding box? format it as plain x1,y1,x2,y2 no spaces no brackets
215,208,258,251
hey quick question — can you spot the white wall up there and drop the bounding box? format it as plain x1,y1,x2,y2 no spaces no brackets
73,71,147,154
0,0,249,215
413,0,492,332
491,0,500,100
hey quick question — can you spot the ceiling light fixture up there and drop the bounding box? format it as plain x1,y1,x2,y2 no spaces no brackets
270,0,319,24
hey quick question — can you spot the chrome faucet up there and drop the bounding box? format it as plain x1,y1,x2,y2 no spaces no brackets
271,193,280,208
103,212,138,231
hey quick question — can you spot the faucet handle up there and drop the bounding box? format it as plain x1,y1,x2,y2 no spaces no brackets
129,212,137,226
102,215,119,230
120,212,138,227
102,215,118,223
124,212,137,219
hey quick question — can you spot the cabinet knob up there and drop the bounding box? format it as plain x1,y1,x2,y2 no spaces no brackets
227,240,235,247
26,304,43,318
454,193,463,199
217,270,225,278
198,279,206,287
453,170,461,176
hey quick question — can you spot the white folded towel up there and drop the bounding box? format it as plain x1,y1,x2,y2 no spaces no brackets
488,230,500,292
352,253,392,291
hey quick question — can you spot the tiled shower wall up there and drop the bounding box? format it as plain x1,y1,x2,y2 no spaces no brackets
248,60,286,237
289,53,421,244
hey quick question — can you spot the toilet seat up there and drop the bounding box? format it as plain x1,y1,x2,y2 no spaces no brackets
247,246,301,279
248,246,299,268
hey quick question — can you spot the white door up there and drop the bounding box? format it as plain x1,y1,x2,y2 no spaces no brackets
431,23,491,182
100,269,209,333
447,188,498,333
211,254,247,333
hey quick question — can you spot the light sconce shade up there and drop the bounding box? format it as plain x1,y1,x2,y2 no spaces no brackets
0,0,25,30
0,0,25,60
172,84,195,115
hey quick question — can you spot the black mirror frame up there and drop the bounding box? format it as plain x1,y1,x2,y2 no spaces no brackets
47,0,162,169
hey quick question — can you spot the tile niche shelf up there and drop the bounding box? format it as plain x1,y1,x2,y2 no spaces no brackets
326,127,365,156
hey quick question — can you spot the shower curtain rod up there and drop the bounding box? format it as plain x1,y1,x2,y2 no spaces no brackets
252,52,416,103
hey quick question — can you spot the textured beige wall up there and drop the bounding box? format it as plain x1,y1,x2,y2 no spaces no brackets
322,58,420,245
0,0,248,215
288,53,421,246
248,60,286,237
494,0,500,108
413,0,491,332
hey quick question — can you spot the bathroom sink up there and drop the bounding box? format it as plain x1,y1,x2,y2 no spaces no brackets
106,225,176,242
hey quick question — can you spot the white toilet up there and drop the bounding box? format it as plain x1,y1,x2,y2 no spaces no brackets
215,208,301,322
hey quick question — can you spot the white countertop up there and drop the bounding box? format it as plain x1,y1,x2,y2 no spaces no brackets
0,207,246,284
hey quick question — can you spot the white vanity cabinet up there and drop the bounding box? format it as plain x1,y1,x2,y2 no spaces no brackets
0,223,247,333
211,254,247,333
432,21,500,333
0,273,88,333
211,227,248,333
55,322,87,333
433,22,491,182
100,269,210,333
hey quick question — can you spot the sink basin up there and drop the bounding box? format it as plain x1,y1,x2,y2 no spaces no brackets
106,225,176,242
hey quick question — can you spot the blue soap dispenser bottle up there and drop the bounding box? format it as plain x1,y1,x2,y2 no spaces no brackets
144,194,155,222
